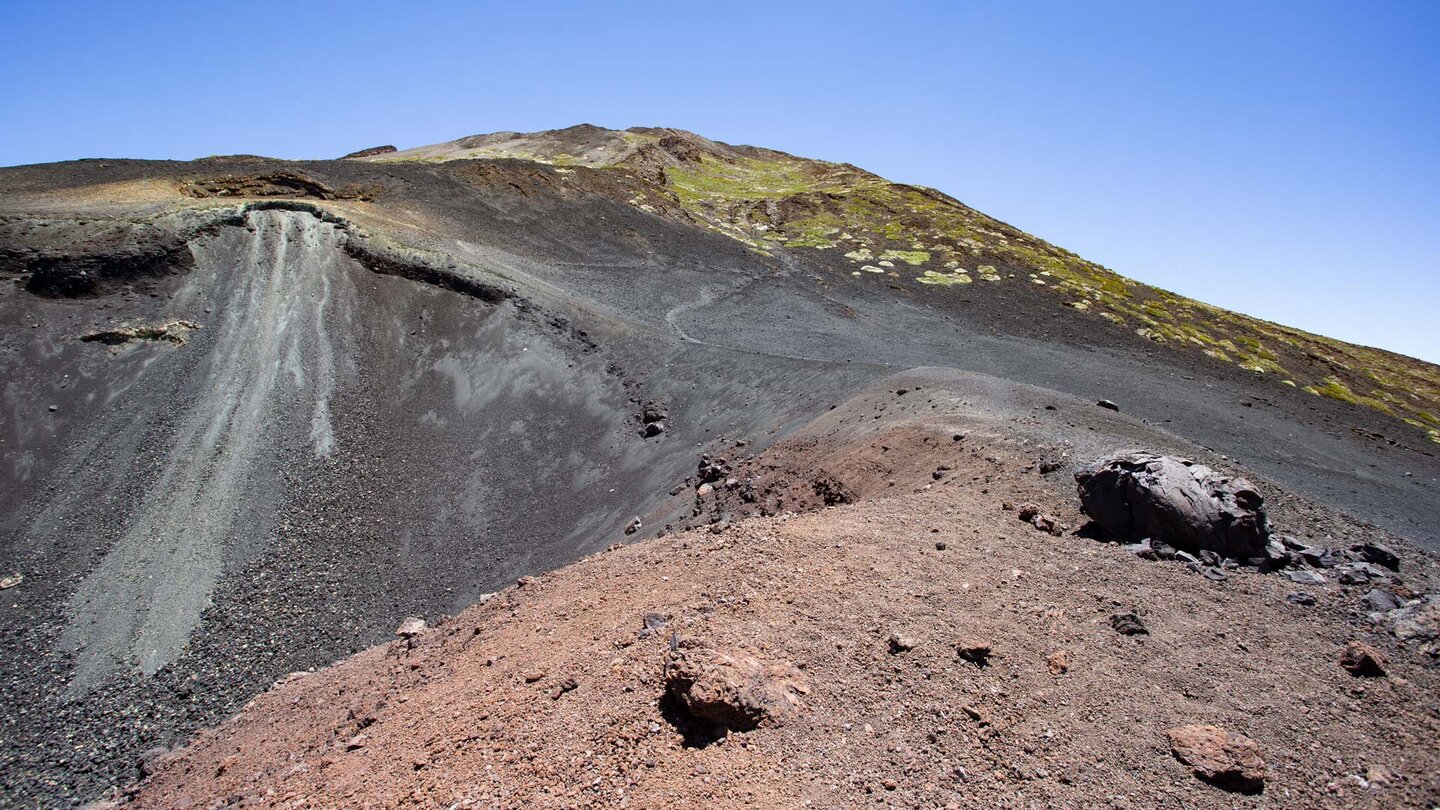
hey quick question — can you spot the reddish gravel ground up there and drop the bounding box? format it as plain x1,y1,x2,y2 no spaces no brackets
121,430,1440,809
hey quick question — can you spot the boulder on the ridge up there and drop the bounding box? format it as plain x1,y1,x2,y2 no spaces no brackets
1075,452,1269,559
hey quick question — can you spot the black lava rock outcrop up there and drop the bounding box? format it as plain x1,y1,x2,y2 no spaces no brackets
1075,452,1269,560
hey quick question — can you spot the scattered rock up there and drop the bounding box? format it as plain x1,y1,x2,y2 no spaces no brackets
641,421,666,438
663,638,809,732
1110,612,1149,635
934,540,947,551
523,670,547,683
1166,724,1266,793
642,612,669,631
1338,641,1387,677
957,640,992,666
1362,589,1404,613
1353,542,1400,572
0,573,21,590
624,517,642,535
1075,452,1269,559
1387,594,1440,656
550,677,579,699
1016,503,1064,536
888,632,917,654
395,617,427,639
1123,539,1158,560
1046,650,1071,675
1285,591,1317,606
1096,399,1120,412
1286,569,1326,586
1365,764,1394,788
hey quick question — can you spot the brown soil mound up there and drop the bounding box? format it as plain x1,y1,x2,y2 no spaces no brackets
123,436,1439,809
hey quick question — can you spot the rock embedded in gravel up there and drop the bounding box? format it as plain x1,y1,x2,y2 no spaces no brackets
957,640,993,666
1016,503,1064,536
1339,641,1388,677
888,632,918,654
1074,452,1269,559
395,617,427,638
1353,542,1400,572
1285,591,1317,606
1286,569,1326,586
663,638,809,732
1046,650,1071,675
1110,612,1149,635
1166,724,1266,794
1363,589,1404,613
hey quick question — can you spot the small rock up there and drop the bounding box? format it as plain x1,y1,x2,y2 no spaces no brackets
1124,539,1159,560
957,640,992,666
696,483,714,498
1353,543,1400,572
643,612,669,631
1166,725,1265,793
523,670,547,683
1286,591,1317,606
395,617,427,638
624,517,643,535
1363,589,1404,613
1046,650,1071,675
888,632,918,654
1286,569,1326,586
48,405,58,412
1339,641,1388,677
961,705,990,725
0,573,22,590
641,421,666,438
1201,566,1228,582
1110,612,1149,635
935,541,947,550
1365,764,1394,787
345,734,367,751
1096,399,1120,412
550,677,579,699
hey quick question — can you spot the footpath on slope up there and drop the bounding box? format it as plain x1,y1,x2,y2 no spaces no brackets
121,401,1440,809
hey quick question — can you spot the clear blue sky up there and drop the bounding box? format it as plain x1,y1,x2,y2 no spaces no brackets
3,1,1436,361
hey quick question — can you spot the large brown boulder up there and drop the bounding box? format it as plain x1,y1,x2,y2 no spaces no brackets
663,638,809,733
1075,452,1269,559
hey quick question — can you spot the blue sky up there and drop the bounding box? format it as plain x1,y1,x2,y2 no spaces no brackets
3,1,1437,361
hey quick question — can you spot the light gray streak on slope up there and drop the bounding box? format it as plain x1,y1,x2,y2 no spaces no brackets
59,211,347,689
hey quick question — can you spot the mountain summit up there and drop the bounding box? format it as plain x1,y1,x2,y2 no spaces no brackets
356,124,1440,437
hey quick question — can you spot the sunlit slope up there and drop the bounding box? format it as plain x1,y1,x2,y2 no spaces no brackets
360,125,1440,439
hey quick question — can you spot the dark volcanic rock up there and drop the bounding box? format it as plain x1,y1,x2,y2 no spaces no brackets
1075,452,1269,559
341,145,399,159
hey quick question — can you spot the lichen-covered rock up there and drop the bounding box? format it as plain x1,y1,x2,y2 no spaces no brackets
663,638,809,732
1167,724,1266,793
1075,452,1269,559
